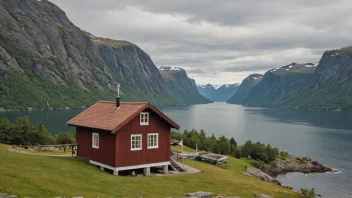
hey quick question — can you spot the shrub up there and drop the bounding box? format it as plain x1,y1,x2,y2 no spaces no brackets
54,132,76,144
0,116,65,146
171,129,284,164
250,160,266,169
300,188,317,198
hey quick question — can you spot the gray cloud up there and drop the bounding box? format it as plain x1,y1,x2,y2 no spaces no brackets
51,0,352,84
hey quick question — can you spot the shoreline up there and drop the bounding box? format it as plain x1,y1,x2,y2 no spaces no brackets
261,155,338,176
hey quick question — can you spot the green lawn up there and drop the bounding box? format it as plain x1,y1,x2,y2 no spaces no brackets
171,145,198,152
0,144,300,198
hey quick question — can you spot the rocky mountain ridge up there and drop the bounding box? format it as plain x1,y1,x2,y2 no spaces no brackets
228,47,352,111
0,0,208,110
285,47,352,110
227,74,263,104
158,67,212,104
197,83,240,102
243,63,317,107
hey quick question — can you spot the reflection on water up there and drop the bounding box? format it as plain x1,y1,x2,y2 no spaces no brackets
1,102,351,197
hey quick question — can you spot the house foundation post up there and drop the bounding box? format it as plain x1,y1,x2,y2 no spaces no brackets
144,167,151,176
113,170,119,176
163,165,168,174
100,167,104,171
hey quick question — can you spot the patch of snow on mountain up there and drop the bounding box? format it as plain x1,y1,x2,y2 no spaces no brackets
171,67,181,70
213,85,221,90
158,66,181,71
285,69,289,71
289,66,294,68
253,77,258,79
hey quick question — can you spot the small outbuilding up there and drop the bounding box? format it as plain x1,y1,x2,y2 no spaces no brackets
67,98,180,175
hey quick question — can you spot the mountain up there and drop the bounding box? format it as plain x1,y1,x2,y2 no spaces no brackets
197,83,240,102
228,45,352,111
158,67,212,104
227,74,263,104
243,63,317,106
0,0,209,110
196,84,217,101
284,47,352,111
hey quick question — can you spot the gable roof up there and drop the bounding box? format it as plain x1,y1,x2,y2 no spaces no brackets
67,101,180,132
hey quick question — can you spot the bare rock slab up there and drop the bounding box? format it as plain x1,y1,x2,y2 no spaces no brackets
185,191,213,198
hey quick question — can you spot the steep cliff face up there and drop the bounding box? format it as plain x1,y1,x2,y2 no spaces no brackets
92,36,181,103
286,47,352,110
227,74,263,104
244,63,317,106
0,0,183,109
197,83,240,102
159,67,212,104
196,84,217,101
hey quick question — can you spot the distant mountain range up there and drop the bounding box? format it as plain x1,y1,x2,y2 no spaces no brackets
0,0,210,110
228,52,352,111
197,83,240,102
159,67,212,104
227,74,263,104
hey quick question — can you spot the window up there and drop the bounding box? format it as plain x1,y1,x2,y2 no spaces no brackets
92,133,99,149
140,112,149,125
131,134,142,151
148,133,158,149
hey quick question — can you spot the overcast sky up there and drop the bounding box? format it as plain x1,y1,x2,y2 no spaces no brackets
51,0,352,84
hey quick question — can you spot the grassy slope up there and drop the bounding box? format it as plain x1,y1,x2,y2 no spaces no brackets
0,144,299,198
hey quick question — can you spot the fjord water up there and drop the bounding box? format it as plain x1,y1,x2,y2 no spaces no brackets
1,102,351,197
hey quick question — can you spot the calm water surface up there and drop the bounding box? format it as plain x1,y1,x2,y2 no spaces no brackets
1,102,351,197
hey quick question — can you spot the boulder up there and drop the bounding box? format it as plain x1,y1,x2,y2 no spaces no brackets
247,168,281,185
253,194,272,198
185,191,213,198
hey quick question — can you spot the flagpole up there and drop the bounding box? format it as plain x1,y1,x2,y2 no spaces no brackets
181,139,184,169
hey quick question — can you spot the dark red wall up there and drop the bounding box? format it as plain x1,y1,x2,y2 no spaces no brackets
76,127,116,167
115,110,171,167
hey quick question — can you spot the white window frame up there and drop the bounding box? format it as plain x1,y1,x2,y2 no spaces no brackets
140,112,149,125
92,133,99,149
131,134,142,151
148,133,159,149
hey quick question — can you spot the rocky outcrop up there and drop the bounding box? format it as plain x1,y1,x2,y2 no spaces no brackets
244,63,317,107
185,191,213,198
253,194,272,198
159,67,212,104
246,167,281,185
227,74,263,104
0,0,197,109
197,83,240,102
261,156,335,175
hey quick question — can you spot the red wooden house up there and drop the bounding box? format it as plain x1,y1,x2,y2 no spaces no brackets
67,98,180,175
